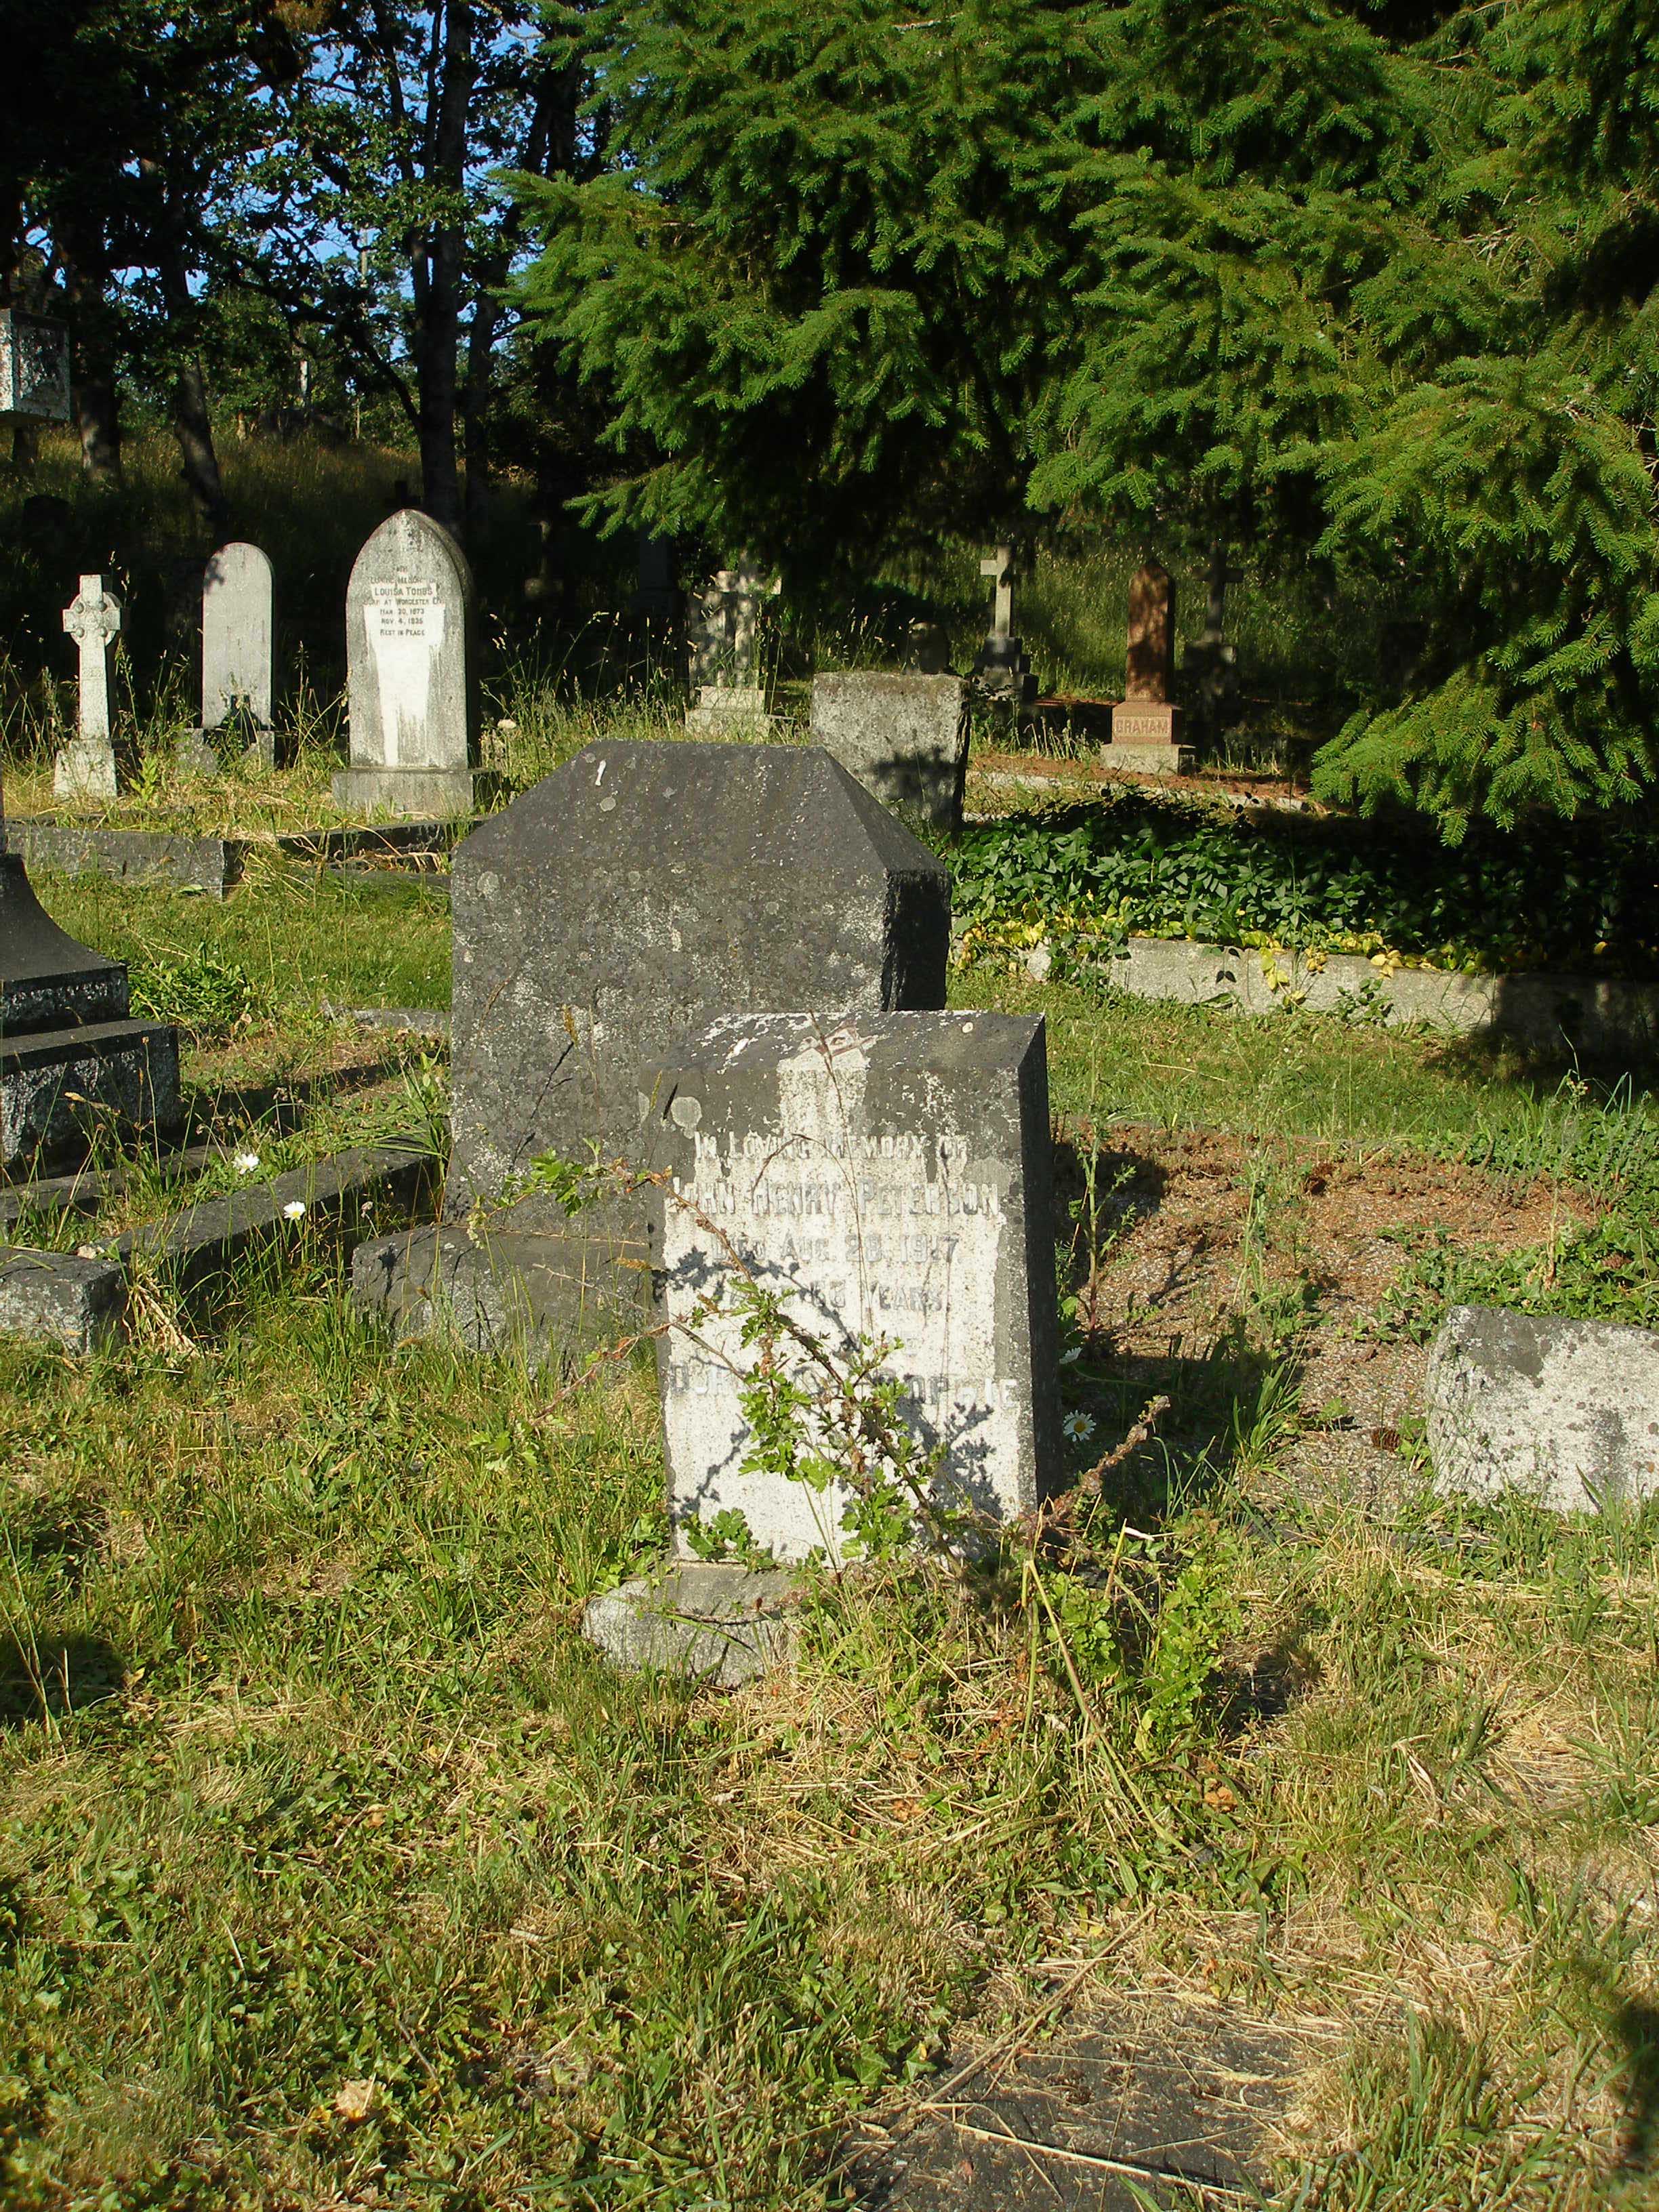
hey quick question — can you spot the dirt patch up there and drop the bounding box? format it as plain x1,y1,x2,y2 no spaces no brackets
1059,1122,1595,1501
970,747,1323,813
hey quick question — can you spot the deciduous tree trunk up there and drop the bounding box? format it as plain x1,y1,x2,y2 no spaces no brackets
172,350,230,539
416,0,473,539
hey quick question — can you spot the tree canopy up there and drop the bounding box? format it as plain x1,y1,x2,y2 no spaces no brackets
516,0,1659,831
5,0,1658,829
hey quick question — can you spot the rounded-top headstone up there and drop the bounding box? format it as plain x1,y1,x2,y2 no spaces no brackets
201,541,275,733
346,509,477,773
448,741,952,1218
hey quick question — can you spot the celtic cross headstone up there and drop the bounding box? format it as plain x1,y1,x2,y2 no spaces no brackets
57,575,121,800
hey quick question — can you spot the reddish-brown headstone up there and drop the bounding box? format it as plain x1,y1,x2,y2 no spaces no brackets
1125,563,1176,702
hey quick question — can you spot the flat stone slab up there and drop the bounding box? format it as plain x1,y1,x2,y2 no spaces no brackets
1428,1304,1659,1512
0,1250,125,1354
0,1140,217,1231
1028,933,1659,1060
841,1996,1291,2211
0,1139,438,1352
7,820,468,899
582,1561,801,1687
350,1218,643,1359
1,1018,181,1173
115,1140,434,1290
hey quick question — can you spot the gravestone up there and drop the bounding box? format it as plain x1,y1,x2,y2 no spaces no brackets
0,773,180,1170
810,672,970,831
973,544,1036,708
356,743,951,1355
56,575,121,800
1429,1306,1659,1512
684,560,779,735
0,310,72,424
332,510,491,818
182,542,276,774
1107,562,1191,772
639,1010,1061,1565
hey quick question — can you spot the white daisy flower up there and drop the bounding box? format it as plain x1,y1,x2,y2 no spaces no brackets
282,1199,306,1220
1063,1411,1097,1443
233,1151,260,1174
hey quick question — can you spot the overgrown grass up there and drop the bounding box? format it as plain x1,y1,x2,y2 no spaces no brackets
5,811,1659,2207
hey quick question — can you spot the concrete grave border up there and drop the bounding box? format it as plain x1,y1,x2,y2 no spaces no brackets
0,1139,436,1353
6,819,468,899
1015,932,1659,1060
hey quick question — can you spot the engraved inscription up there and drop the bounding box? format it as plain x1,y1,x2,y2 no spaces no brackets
365,575,447,763
661,1121,1015,1559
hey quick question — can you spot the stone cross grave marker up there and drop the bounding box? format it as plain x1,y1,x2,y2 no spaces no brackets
981,544,1015,646
1109,560,1188,765
639,1010,1061,1563
186,541,276,773
57,575,121,800
974,544,1036,704
685,558,779,734
333,509,488,819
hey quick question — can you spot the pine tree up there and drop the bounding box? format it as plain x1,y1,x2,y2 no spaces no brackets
1309,0,1659,829
517,0,1659,829
514,0,1099,574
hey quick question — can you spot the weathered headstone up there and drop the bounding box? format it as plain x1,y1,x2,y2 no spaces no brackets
356,743,951,1354
332,510,490,818
684,559,779,734
0,772,180,1170
1428,1305,1659,1512
640,1010,1060,1564
56,575,121,800
182,541,276,774
1107,562,1191,771
0,310,72,424
810,672,970,831
973,544,1036,707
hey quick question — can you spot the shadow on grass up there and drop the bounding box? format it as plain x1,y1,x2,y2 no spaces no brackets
0,1631,125,1729
1427,1025,1659,1100
1616,1997,1659,2175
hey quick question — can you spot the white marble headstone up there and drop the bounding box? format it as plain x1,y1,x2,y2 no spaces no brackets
202,542,274,734
346,510,474,772
641,1011,1061,1563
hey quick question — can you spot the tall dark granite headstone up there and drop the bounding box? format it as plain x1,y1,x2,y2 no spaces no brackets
0,780,180,1172
450,741,951,1212
353,742,951,1354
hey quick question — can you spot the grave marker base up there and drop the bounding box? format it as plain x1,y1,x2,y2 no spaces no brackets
582,1561,802,1687
350,1218,646,1359
1100,741,1195,777
331,765,502,819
